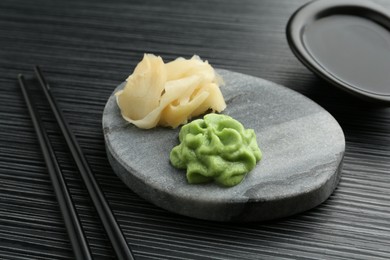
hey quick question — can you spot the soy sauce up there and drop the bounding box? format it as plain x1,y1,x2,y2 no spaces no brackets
303,15,390,96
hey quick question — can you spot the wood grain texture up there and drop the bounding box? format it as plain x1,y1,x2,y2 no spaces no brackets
0,0,389,259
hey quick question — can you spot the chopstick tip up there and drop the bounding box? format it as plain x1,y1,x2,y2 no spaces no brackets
34,65,49,89
17,74,25,82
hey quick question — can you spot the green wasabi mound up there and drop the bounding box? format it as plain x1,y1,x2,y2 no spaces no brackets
170,114,262,187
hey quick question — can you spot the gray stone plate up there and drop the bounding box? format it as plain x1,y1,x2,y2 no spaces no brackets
102,69,345,222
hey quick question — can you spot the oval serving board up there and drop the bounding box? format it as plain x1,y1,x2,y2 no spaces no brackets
102,69,345,222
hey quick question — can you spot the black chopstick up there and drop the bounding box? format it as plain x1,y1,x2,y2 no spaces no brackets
18,74,93,260
34,66,135,260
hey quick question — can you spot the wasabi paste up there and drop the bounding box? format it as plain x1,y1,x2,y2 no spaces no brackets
170,114,262,187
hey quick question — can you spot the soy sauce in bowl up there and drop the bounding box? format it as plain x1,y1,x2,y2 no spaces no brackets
287,0,390,103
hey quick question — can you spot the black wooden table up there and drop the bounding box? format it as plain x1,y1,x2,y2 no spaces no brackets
1,0,389,259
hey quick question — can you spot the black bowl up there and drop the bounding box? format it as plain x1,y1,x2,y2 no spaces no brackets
287,0,390,104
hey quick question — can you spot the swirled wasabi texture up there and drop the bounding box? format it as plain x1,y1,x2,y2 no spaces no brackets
170,114,262,187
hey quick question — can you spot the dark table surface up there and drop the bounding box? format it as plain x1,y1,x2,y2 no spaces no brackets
1,0,390,259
